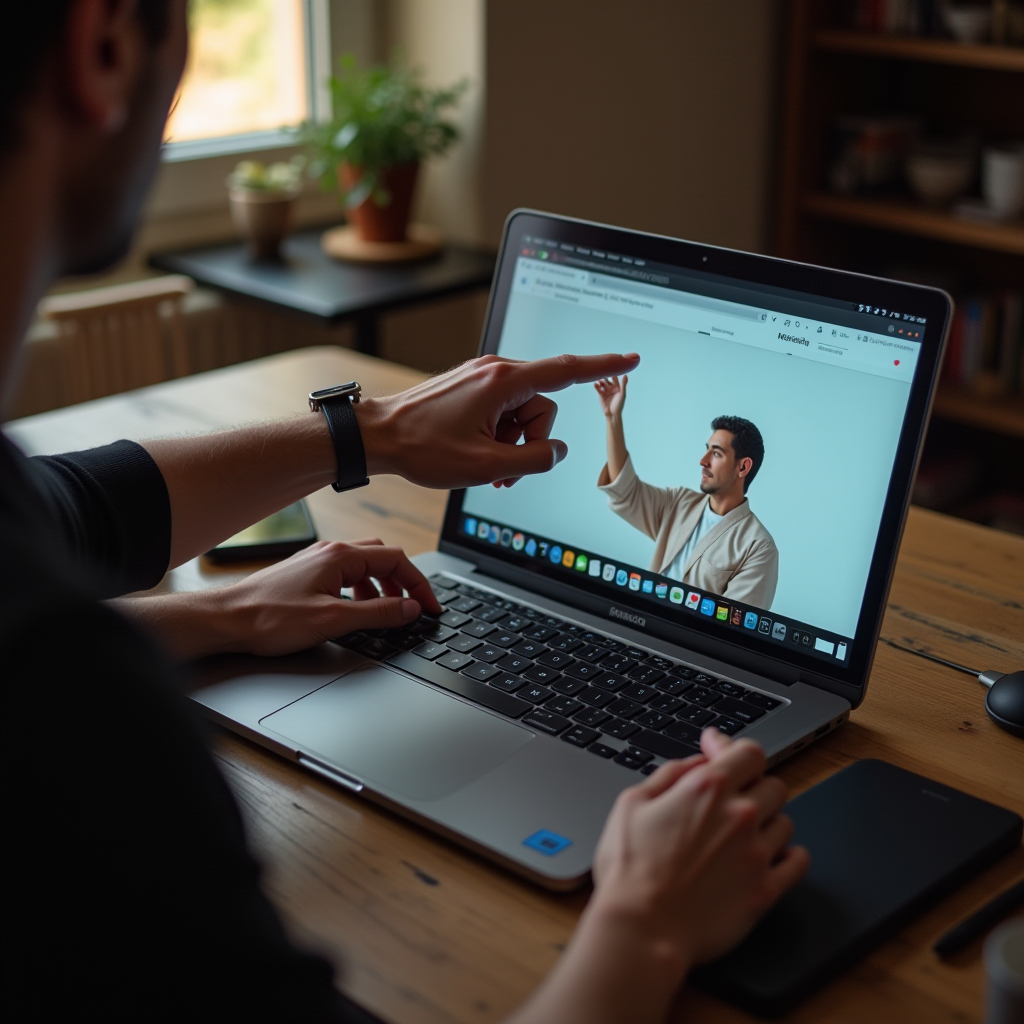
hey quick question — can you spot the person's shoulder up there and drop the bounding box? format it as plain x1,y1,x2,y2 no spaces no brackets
742,507,778,550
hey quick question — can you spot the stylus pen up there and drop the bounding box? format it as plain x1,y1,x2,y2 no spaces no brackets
933,878,1024,957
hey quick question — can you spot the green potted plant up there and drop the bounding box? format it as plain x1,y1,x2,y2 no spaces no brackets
226,156,305,261
301,56,467,243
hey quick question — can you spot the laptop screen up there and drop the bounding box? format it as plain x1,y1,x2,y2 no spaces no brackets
442,212,949,694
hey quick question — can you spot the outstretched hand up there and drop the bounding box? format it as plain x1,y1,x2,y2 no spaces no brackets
357,352,640,489
594,375,628,420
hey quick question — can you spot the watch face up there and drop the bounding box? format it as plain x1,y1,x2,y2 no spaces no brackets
310,381,359,402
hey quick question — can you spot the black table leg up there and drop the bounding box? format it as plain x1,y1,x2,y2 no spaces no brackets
352,311,379,356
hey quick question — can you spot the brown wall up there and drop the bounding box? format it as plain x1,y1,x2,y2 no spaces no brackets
483,0,782,252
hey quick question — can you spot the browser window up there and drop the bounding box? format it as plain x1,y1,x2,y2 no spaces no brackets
460,248,925,665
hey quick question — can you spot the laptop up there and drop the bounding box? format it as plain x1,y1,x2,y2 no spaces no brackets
192,210,952,890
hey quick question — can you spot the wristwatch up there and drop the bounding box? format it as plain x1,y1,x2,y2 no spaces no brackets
309,382,369,492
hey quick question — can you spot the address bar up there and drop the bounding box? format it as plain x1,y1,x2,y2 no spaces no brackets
588,272,766,323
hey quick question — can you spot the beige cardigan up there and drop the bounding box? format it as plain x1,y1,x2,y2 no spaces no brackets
598,455,779,609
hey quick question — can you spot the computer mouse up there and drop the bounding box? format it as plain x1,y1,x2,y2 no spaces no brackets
983,671,1024,739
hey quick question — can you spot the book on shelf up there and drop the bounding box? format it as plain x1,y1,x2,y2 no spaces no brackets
848,0,1024,42
941,290,1024,395
850,0,944,36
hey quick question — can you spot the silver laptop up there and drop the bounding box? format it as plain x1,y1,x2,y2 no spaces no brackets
193,210,951,890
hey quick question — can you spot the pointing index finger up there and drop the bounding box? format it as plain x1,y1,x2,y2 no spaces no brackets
515,352,640,394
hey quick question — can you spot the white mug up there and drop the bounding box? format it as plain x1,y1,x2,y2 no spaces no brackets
982,145,1024,219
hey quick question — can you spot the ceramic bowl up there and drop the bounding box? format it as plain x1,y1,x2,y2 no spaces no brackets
906,151,975,206
942,4,992,44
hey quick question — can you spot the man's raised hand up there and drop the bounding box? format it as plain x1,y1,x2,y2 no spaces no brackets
594,374,628,420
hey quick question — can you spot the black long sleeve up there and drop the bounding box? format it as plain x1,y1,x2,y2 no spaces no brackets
22,439,172,597
1,434,372,1022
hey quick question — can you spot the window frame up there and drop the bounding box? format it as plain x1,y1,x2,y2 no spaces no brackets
161,0,332,165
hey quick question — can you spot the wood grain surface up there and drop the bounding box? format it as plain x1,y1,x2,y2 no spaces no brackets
9,347,1024,1024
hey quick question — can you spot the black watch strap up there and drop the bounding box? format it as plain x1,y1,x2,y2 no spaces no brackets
320,395,369,493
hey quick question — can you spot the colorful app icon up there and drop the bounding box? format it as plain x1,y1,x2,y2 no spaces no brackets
771,622,787,641
588,559,602,577
549,545,562,564
562,549,576,568
730,607,743,627
655,583,668,599
615,569,628,586
488,525,501,544
715,604,729,621
525,538,538,557
463,517,477,536
575,554,588,572
685,591,701,610
628,573,641,591
700,598,716,616
743,611,758,629
477,521,489,539
758,617,771,634
538,541,549,559
603,563,617,582
500,527,513,547
641,579,654,594
512,532,525,551
670,586,685,604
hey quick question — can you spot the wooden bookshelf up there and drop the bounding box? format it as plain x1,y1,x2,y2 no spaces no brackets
811,29,1024,71
933,385,1024,438
778,2,1024,528
803,192,1024,254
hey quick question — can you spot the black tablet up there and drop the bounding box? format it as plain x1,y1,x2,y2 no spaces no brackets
694,759,1022,1016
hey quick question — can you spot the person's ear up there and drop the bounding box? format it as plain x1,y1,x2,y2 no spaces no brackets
62,0,144,135
737,456,753,479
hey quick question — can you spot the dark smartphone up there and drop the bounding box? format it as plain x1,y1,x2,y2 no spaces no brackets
204,499,317,564
694,759,1022,1017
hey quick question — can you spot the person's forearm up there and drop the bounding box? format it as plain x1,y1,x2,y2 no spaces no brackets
141,399,398,568
141,415,336,568
110,591,251,661
605,414,628,483
506,898,690,1024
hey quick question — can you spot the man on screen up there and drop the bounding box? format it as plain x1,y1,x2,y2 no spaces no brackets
594,375,778,608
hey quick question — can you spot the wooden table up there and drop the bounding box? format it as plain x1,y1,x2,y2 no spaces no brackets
150,228,496,355
8,347,1024,1024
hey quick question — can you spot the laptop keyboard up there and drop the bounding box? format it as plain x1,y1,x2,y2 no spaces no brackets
334,575,785,774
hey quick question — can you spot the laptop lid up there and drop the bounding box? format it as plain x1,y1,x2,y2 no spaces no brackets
439,210,952,708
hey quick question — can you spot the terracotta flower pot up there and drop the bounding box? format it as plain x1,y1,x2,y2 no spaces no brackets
229,188,297,261
340,162,420,243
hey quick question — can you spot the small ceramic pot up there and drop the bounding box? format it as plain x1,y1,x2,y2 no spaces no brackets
229,188,297,260
340,163,420,243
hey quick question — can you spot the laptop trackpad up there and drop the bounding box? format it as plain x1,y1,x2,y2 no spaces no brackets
260,664,533,802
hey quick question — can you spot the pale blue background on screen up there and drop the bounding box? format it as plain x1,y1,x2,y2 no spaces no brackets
463,292,913,637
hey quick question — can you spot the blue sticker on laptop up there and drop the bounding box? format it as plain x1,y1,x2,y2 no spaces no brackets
523,829,572,856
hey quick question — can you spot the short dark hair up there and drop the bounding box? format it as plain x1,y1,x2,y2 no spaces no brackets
711,415,764,493
1,2,173,164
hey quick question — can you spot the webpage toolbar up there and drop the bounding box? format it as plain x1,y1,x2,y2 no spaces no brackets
514,255,921,384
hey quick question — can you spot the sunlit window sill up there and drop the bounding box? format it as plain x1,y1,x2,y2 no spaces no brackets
162,129,301,164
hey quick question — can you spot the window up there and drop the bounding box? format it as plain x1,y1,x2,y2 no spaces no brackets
164,0,330,161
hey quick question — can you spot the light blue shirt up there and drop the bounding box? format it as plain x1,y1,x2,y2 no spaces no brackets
664,501,722,582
